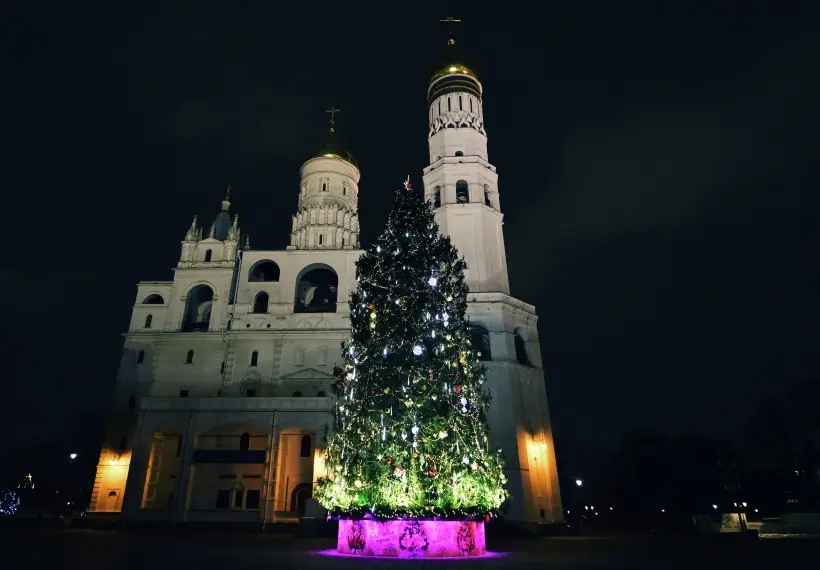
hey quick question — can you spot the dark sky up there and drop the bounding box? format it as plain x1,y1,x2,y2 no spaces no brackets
2,1,816,458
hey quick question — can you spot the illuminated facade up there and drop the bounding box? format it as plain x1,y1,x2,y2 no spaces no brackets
90,58,562,525
89,154,359,522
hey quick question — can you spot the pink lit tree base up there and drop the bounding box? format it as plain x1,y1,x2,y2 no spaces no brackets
337,519,486,558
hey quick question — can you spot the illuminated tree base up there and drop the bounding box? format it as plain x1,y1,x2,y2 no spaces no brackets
337,519,486,558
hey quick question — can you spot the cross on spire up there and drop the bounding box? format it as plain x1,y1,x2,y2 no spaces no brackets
404,176,412,190
440,16,461,46
326,106,341,133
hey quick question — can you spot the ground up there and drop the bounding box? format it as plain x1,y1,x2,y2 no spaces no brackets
0,527,815,569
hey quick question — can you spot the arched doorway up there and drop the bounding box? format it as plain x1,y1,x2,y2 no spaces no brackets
290,482,312,515
105,490,120,512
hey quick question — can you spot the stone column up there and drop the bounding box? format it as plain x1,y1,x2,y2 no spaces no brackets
120,410,149,520
172,410,196,524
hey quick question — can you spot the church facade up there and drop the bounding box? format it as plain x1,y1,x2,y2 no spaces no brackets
89,61,563,524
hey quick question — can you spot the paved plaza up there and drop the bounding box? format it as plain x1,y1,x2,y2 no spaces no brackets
1,527,815,569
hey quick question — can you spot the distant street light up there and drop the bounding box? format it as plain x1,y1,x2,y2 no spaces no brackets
712,504,718,510
69,453,78,460
575,479,583,487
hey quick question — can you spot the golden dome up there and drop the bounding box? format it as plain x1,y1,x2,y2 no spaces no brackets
431,64,478,82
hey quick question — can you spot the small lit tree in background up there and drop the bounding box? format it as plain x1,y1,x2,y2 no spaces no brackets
316,178,508,520
0,489,21,516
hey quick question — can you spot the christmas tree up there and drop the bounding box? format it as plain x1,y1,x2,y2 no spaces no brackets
315,178,508,519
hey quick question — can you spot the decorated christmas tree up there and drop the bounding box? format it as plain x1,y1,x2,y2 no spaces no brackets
315,178,508,520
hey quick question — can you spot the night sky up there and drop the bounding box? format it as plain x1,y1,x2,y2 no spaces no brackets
2,1,816,460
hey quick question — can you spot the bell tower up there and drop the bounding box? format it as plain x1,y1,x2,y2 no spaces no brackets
289,108,360,250
422,25,510,294
422,19,564,524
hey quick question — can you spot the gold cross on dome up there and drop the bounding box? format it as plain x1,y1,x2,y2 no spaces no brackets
440,16,461,46
326,106,341,132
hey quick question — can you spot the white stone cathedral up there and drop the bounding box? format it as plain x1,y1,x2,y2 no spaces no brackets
89,59,563,525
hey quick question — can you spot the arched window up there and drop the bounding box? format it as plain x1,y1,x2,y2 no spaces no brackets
459,95,463,110
292,391,302,397
239,432,250,451
300,435,311,457
484,184,492,207
322,183,327,192
294,264,338,314
342,185,347,196
455,151,464,157
438,100,441,114
252,291,268,314
185,349,194,364
319,234,323,245
317,391,326,397
144,314,153,328
448,97,451,112
456,180,469,203
341,238,345,247
470,324,492,361
182,284,214,332
248,260,280,282
433,186,441,208
137,350,145,364
204,249,212,262
470,98,473,113
142,294,164,304
514,330,530,365
250,351,258,367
